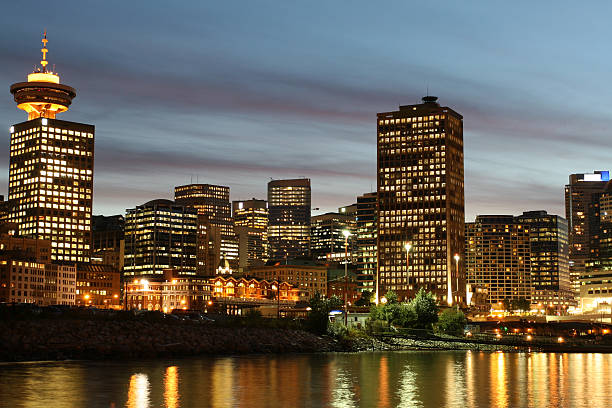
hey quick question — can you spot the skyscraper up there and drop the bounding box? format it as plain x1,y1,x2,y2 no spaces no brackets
515,210,572,309
356,192,377,294
124,199,197,277
377,96,465,303
565,171,612,295
310,212,355,261
8,33,94,262
465,216,532,304
175,184,238,274
232,198,268,271
267,179,311,261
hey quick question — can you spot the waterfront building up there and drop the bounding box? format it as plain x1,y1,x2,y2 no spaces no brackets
267,179,311,261
44,263,76,305
125,274,212,312
310,212,355,261
356,192,377,293
175,184,238,273
75,263,120,308
124,199,198,277
465,215,531,305
377,96,465,303
91,215,124,270
565,171,612,296
516,211,574,310
8,33,94,262
327,266,360,305
124,272,307,313
232,199,268,271
249,260,327,296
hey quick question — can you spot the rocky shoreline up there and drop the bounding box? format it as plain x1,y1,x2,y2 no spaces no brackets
0,318,341,362
5,313,605,362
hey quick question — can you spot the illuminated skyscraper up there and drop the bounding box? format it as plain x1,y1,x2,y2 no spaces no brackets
377,96,465,303
124,199,197,277
8,33,94,262
516,210,572,309
465,216,531,304
310,212,355,261
565,171,612,295
175,184,238,273
232,198,268,271
267,179,311,261
356,192,377,293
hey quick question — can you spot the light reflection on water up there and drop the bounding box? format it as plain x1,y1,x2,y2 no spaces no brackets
1,351,611,407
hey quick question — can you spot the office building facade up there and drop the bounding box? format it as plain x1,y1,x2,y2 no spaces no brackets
377,96,465,303
175,184,238,274
233,199,268,271
565,171,612,296
310,212,355,261
267,179,311,261
124,199,197,277
8,34,94,262
465,216,532,304
356,192,377,293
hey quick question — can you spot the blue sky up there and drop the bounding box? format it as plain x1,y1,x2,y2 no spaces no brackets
1,1,611,220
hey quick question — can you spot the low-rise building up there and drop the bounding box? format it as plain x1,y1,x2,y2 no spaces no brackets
125,275,211,313
249,261,327,296
75,263,121,308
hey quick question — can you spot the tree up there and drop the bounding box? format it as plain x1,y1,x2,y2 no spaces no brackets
306,293,343,334
355,290,374,307
383,290,399,304
512,298,530,313
436,308,467,336
386,302,417,327
502,298,513,312
410,288,438,329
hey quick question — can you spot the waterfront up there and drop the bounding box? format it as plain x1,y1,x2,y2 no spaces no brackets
1,351,611,407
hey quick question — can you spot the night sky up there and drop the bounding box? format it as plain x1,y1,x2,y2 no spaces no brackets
1,1,611,220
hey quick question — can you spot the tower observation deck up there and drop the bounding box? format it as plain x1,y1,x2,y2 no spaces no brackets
9,32,76,120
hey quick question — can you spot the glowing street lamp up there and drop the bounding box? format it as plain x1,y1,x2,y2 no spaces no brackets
342,229,351,326
453,254,460,306
404,243,412,289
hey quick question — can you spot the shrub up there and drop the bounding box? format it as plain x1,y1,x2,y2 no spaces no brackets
436,308,467,337
410,288,438,329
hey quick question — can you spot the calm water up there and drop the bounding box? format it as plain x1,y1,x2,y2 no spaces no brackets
1,351,611,408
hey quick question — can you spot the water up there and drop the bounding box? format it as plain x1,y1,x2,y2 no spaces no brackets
1,351,611,407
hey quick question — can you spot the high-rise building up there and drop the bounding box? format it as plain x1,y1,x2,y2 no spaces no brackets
92,215,124,270
8,33,94,262
581,190,612,312
124,199,198,277
377,96,465,303
516,211,572,308
233,199,268,271
565,171,612,295
310,212,355,261
356,192,377,293
267,179,311,261
175,184,238,274
465,216,532,304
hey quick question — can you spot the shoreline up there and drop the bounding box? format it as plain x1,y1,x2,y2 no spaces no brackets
3,315,612,363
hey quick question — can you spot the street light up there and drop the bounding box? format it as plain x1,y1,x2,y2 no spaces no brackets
404,243,412,289
454,254,460,307
342,229,351,326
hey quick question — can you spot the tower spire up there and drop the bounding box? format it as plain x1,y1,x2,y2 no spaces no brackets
40,31,49,72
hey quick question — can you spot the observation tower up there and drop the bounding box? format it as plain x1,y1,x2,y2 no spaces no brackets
10,32,76,119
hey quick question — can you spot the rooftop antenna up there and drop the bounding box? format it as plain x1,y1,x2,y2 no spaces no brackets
40,30,49,73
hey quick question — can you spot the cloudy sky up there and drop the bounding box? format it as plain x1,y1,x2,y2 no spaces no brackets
1,1,611,221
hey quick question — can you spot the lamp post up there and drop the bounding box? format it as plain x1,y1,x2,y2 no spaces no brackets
404,243,412,290
454,254,460,307
342,229,351,326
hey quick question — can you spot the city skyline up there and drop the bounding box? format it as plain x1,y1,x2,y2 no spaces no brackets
2,2,612,220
